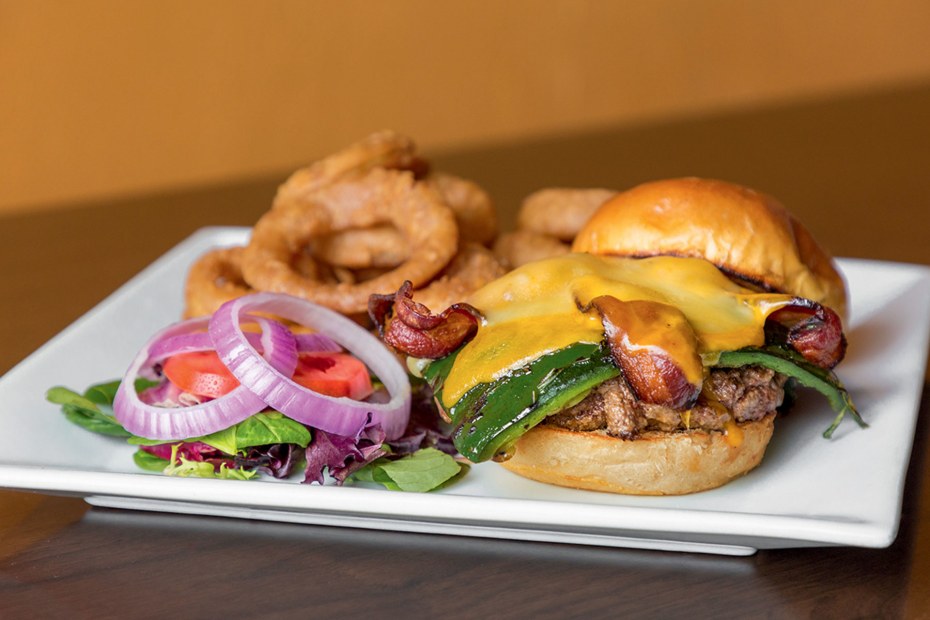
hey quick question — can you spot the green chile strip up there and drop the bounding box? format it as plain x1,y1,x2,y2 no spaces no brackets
434,343,620,462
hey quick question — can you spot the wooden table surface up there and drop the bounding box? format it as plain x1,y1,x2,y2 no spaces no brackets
2,82,930,617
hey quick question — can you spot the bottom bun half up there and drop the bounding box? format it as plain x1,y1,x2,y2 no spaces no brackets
499,413,775,495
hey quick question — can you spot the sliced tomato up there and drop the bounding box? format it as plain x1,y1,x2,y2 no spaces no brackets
162,351,240,398
292,352,373,400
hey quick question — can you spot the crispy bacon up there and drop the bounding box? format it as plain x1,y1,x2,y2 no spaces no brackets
589,296,703,410
766,300,846,369
368,281,482,359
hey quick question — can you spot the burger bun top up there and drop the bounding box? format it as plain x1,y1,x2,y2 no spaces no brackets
571,177,847,318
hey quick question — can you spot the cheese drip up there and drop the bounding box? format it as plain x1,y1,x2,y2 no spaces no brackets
441,254,795,406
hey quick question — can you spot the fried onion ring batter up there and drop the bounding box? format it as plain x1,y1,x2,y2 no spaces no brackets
309,172,498,270
310,224,410,269
425,172,498,246
242,168,458,315
273,130,424,212
411,243,506,311
517,188,617,241
492,230,570,269
183,246,253,318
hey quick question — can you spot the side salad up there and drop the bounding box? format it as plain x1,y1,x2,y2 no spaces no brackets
46,292,464,492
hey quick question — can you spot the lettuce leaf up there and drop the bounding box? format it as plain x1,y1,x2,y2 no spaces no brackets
132,448,171,472
47,379,160,438
161,445,259,480
47,382,132,437
135,445,260,480
184,411,311,454
349,448,464,492
125,411,311,454
134,442,301,479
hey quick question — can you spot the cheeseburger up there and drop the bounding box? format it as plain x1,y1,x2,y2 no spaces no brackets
370,178,863,495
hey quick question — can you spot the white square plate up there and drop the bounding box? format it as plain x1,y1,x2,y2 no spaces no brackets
1,227,928,556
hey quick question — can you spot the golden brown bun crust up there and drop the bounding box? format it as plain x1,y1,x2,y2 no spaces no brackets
499,414,775,495
571,178,847,318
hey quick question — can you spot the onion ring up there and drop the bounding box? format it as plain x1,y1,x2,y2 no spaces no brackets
272,130,423,212
411,243,506,311
425,172,498,246
241,167,458,315
310,223,410,269
308,173,497,271
492,230,570,269
517,187,617,241
183,246,253,318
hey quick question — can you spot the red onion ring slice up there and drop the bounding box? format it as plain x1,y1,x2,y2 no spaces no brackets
148,326,340,364
113,315,298,440
209,293,411,440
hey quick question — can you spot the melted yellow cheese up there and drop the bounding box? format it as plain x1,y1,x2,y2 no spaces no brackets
725,419,745,447
441,254,795,406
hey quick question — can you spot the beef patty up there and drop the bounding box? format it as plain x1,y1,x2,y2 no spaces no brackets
545,366,787,438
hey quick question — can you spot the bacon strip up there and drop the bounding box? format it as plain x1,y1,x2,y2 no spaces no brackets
766,300,846,369
369,281,482,359
589,296,703,410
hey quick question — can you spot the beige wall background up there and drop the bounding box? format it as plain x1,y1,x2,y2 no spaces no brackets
3,0,930,214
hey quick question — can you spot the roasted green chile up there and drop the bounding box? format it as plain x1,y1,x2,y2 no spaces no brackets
423,343,864,463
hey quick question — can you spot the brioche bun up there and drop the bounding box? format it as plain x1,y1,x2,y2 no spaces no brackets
501,414,776,495
571,177,847,319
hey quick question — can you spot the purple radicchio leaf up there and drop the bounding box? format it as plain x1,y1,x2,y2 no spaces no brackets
385,383,457,457
142,441,300,478
303,422,387,485
302,381,460,486
140,441,219,462
235,444,300,479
